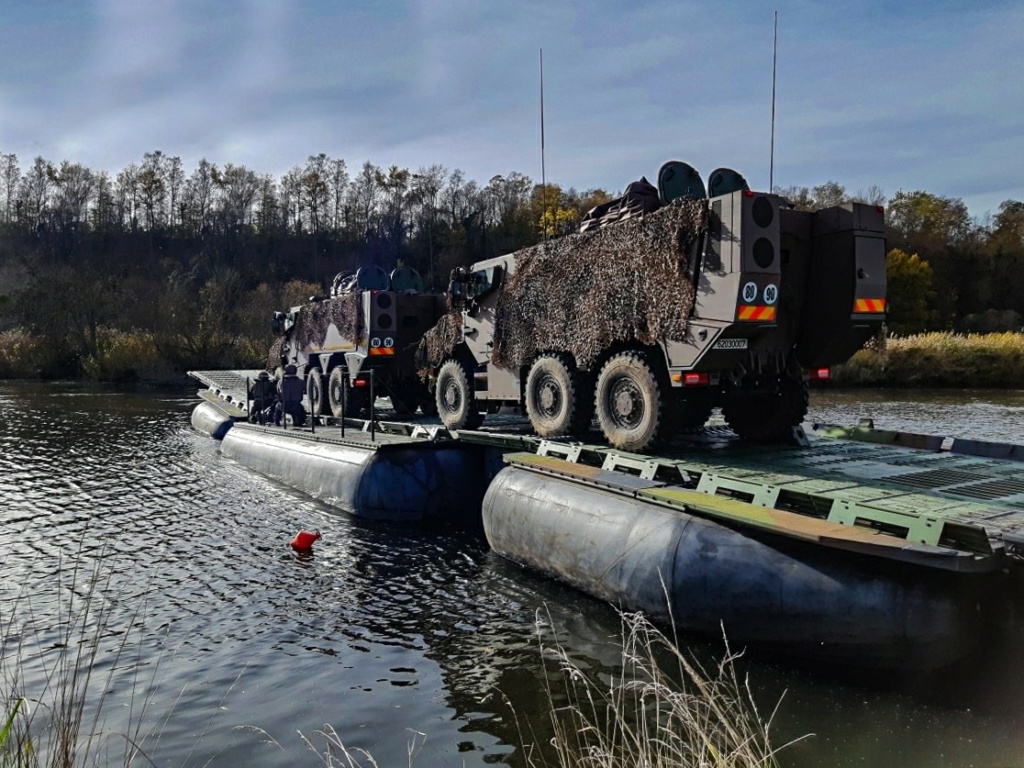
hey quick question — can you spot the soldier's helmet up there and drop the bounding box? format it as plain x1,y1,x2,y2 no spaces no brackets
285,364,297,375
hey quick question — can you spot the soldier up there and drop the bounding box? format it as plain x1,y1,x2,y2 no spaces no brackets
275,364,306,427
249,371,277,424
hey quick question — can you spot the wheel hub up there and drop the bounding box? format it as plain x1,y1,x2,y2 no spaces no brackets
611,379,642,427
443,382,461,410
538,376,561,416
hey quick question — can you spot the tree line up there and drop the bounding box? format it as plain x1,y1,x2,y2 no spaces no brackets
0,150,1021,379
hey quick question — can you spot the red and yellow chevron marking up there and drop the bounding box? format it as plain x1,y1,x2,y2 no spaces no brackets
736,305,776,321
368,347,395,356
853,298,886,313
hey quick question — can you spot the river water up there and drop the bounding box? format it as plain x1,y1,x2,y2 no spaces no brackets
1,382,1023,767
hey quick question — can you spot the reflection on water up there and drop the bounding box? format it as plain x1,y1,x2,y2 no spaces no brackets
2,381,1024,766
808,387,1024,445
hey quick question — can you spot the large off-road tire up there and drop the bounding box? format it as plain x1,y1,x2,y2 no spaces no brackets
435,359,483,430
306,368,325,417
724,375,809,442
327,367,346,418
525,354,592,437
328,366,366,418
594,351,664,452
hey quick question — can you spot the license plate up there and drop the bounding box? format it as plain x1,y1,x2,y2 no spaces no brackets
713,338,748,350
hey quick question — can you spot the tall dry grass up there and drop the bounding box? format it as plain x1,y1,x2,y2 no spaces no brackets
512,610,794,768
0,555,161,767
832,331,1024,388
0,326,268,383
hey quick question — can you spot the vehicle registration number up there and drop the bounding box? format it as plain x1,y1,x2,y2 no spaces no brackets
713,338,748,350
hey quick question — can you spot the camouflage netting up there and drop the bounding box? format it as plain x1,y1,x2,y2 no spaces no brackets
267,337,284,371
414,198,708,377
270,292,363,369
415,311,463,377
493,199,707,371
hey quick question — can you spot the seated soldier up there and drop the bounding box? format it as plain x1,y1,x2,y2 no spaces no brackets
248,371,278,424
275,364,306,427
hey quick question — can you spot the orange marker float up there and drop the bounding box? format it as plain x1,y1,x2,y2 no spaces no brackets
290,529,322,551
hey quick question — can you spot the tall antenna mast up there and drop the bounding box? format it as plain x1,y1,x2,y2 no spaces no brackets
769,11,778,192
540,48,548,243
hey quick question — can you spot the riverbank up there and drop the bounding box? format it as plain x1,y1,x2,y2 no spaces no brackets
2,328,1023,389
829,332,1024,388
0,327,262,385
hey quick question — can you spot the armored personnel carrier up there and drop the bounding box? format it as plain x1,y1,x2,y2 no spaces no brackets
271,266,447,418
417,161,886,452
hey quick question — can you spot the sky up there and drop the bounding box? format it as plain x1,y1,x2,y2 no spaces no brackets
1,0,1021,219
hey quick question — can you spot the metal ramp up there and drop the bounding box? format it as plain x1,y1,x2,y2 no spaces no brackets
189,369,263,409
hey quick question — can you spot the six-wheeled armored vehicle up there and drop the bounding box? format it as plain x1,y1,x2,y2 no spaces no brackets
417,161,887,452
271,266,447,417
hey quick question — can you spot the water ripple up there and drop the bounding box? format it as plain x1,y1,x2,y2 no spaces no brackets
4,382,1024,767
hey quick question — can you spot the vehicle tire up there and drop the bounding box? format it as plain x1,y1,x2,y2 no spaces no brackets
328,366,367,417
327,367,347,418
525,354,592,437
594,351,664,452
306,368,325,417
724,375,808,442
435,359,483,430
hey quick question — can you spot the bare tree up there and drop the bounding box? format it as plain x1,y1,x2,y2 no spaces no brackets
852,184,887,207
279,166,304,233
139,150,168,230
0,153,20,224
49,161,95,227
346,161,381,238
183,159,217,234
811,181,848,210
115,163,140,231
166,155,185,229
302,153,331,234
328,157,349,232
254,173,279,234
18,156,53,229
91,172,117,232
214,163,259,228
377,164,411,249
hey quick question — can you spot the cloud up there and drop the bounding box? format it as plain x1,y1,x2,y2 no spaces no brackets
0,0,1020,217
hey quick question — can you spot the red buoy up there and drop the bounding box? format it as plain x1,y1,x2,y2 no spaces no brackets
290,529,322,551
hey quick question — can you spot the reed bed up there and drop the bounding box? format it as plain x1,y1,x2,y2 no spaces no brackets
832,331,1024,388
512,610,791,768
0,556,159,768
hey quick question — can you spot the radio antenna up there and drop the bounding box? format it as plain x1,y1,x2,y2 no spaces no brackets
769,11,778,192
540,48,548,244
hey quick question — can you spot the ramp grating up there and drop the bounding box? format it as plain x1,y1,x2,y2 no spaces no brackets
951,478,1024,501
884,468,988,490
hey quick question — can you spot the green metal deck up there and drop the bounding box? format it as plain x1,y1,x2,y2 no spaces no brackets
454,427,1024,559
